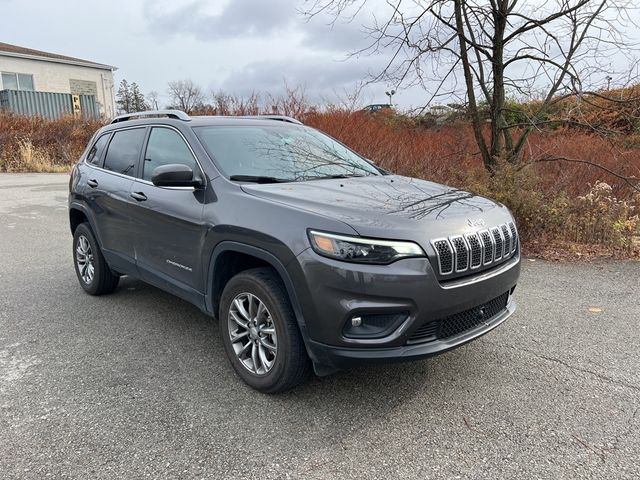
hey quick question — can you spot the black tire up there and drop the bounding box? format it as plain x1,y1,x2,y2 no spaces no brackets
219,267,311,393
72,223,119,295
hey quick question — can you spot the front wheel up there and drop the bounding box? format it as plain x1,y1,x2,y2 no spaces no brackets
219,268,311,393
73,223,119,295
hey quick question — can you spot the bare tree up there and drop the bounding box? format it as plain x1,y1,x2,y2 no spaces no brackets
322,82,369,111
147,91,160,110
167,79,205,113
305,0,638,173
266,83,310,118
211,90,261,115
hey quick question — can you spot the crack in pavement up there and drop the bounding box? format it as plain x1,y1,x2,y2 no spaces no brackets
489,341,640,461
492,341,640,394
610,405,640,453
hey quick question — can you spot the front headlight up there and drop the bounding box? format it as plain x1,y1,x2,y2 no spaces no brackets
308,230,425,264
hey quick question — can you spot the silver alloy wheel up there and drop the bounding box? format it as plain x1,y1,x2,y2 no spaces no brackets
76,235,95,284
228,293,278,375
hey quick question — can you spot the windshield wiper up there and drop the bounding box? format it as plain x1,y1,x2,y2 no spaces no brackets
311,174,369,180
229,175,291,184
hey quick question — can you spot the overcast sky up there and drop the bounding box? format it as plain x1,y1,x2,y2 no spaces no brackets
2,0,639,110
2,0,400,107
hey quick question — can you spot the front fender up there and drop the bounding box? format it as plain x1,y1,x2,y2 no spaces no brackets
205,240,311,339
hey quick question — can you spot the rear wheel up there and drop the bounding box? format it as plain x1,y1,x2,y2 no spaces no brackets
219,268,311,393
73,223,119,295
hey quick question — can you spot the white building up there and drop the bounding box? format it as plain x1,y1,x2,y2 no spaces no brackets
0,41,117,117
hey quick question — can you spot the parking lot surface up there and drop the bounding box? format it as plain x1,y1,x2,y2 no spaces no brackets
1,174,639,479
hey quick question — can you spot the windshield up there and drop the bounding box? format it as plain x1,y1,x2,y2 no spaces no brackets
194,125,381,182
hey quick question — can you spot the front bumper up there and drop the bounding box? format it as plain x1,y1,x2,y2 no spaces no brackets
289,247,521,371
307,297,516,373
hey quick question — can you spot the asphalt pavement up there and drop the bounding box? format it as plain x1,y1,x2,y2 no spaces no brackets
1,173,639,479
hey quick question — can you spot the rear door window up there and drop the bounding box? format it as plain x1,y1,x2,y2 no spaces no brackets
103,128,146,176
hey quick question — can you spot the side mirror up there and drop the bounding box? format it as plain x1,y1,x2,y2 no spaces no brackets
151,164,204,188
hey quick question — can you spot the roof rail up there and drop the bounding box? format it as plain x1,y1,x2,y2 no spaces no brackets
110,110,191,124
236,115,303,125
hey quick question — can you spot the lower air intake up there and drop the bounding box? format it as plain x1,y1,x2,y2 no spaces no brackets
407,291,510,344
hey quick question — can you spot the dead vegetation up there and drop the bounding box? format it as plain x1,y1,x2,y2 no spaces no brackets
0,113,102,173
1,90,638,258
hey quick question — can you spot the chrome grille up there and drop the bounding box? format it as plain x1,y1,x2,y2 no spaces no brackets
491,227,504,260
465,233,482,269
431,222,518,276
432,239,453,274
451,236,469,272
479,230,494,264
501,224,512,255
508,222,518,253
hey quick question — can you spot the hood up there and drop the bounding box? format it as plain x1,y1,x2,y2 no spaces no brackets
241,175,511,243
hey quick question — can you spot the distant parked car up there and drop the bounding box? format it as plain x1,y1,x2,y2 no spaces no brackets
361,103,393,113
68,110,520,393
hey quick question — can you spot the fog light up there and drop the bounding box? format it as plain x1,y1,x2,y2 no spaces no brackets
343,312,409,339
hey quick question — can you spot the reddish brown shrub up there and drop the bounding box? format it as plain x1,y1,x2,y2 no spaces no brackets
305,110,639,254
0,113,104,172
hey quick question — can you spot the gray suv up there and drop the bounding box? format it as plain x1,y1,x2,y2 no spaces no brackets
69,110,521,392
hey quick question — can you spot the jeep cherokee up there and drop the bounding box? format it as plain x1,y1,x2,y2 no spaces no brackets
69,110,521,393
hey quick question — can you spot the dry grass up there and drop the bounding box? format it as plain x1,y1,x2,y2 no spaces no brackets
0,113,102,173
13,140,70,173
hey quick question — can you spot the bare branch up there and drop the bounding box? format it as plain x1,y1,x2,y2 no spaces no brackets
167,79,205,114
305,0,640,173
521,155,640,193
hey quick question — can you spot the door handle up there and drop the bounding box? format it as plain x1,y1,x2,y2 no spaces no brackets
87,179,98,188
130,191,147,202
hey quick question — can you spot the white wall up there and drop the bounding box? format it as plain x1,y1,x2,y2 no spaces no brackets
0,56,115,117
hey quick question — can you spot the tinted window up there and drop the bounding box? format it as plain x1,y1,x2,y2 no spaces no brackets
194,125,380,182
103,128,146,176
86,134,110,166
143,128,198,181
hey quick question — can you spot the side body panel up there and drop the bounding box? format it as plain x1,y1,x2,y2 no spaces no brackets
71,163,136,275
128,180,208,306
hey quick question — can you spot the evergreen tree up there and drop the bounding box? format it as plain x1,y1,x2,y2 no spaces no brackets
130,82,149,112
115,79,132,114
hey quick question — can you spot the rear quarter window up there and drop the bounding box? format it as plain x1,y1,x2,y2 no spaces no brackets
86,134,110,166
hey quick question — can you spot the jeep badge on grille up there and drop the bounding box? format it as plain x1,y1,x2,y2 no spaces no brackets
467,218,485,227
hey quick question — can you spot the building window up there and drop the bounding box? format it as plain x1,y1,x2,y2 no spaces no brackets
1,72,35,91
